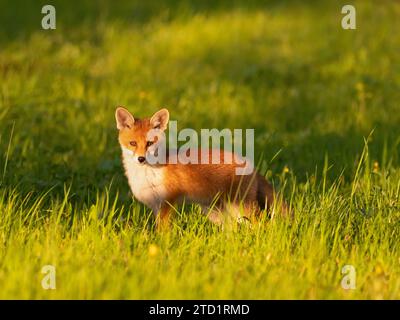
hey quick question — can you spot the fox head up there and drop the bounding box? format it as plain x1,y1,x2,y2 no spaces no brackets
115,107,169,165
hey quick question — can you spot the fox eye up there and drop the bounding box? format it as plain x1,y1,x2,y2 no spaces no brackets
129,141,137,147
146,141,154,147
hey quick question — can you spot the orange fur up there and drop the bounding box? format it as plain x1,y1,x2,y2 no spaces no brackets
115,107,289,229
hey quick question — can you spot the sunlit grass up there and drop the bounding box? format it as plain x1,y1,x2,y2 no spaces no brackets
0,147,398,299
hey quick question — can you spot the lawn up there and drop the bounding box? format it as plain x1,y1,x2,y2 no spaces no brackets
0,0,399,299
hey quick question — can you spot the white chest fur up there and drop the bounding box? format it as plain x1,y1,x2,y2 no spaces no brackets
122,151,166,213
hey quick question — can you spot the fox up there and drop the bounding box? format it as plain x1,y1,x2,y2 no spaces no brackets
115,107,289,229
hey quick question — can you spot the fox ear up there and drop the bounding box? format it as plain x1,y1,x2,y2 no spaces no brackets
115,107,135,130
150,108,169,131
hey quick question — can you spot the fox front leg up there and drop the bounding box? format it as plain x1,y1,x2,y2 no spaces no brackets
153,202,174,231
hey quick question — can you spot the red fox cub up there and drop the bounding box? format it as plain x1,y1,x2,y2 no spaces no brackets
115,107,289,229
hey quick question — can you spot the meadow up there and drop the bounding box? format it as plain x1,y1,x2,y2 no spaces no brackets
0,0,399,299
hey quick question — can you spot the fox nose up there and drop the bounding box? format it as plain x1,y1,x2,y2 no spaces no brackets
138,156,146,163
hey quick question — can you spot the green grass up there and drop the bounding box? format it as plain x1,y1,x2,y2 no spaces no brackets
0,0,399,299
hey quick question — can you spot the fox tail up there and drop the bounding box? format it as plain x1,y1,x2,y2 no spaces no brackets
256,174,292,219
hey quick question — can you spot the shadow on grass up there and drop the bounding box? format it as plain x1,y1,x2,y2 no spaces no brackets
0,0,337,44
